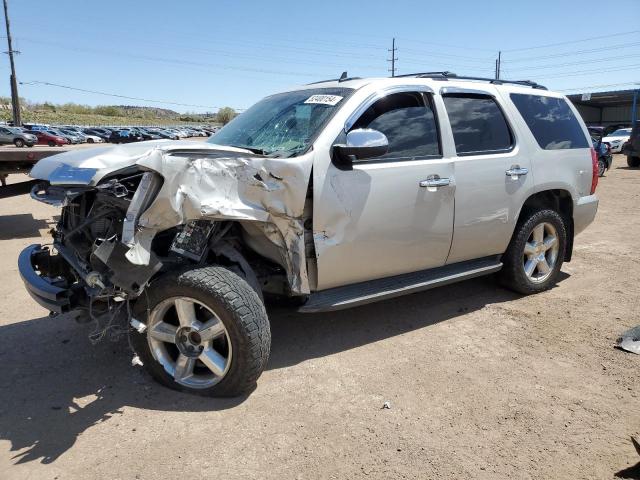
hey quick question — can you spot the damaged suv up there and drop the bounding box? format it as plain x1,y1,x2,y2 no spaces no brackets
19,73,599,396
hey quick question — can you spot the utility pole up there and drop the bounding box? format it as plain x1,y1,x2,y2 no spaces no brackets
3,0,21,126
495,51,502,80
388,37,397,77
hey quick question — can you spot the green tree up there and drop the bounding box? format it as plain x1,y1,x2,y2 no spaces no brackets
216,107,237,125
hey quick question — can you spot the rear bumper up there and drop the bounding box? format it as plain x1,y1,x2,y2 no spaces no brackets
574,195,599,236
18,244,71,313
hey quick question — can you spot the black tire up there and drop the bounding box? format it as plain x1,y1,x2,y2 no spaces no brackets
130,266,270,397
499,209,567,295
598,159,606,177
48,141,55,147
87,138,94,143
628,156,640,168
13,138,24,148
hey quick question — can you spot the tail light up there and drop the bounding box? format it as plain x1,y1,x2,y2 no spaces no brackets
590,147,598,194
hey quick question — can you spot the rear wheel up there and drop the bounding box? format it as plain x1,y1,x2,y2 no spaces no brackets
130,266,270,397
500,209,566,295
628,156,640,168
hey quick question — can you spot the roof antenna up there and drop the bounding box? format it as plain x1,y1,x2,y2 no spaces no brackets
339,71,348,82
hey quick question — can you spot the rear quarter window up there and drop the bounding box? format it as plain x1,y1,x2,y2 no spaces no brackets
510,93,589,150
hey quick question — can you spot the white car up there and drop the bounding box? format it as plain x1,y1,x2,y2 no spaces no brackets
603,128,631,153
83,134,104,144
21,74,599,397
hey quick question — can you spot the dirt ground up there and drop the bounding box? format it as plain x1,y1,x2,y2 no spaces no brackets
0,155,638,480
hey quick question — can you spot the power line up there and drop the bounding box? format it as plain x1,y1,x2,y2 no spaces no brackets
559,82,640,92
19,80,243,111
503,30,640,52
535,63,640,79
503,41,640,63
506,53,640,72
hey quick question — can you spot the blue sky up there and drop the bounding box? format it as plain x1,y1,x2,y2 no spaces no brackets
3,0,639,113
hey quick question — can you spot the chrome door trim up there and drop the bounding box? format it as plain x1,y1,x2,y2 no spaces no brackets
440,86,493,96
344,84,435,133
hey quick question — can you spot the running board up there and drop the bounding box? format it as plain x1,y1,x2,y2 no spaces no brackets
298,257,502,313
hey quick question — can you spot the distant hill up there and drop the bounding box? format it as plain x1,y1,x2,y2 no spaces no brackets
116,105,181,119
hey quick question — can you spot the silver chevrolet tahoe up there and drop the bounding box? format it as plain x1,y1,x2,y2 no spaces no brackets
19,73,599,396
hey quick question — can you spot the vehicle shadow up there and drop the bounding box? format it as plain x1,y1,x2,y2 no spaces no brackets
0,274,566,465
0,213,52,240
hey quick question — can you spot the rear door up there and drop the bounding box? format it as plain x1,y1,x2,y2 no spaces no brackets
440,88,535,264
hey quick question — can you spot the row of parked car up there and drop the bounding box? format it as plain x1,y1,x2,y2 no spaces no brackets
0,124,220,147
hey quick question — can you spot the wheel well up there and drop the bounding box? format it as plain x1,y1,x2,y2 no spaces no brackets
519,190,574,262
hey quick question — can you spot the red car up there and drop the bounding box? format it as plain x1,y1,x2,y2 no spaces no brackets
33,130,69,147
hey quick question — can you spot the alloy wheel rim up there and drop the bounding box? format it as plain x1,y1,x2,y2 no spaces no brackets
522,222,559,284
147,297,232,389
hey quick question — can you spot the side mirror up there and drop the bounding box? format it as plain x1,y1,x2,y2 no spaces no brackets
332,128,389,169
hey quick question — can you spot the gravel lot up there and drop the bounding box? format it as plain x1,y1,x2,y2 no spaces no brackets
0,155,638,480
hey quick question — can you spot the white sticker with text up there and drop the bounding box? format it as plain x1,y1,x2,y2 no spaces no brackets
304,94,343,106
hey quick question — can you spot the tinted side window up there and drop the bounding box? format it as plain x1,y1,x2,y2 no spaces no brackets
443,94,513,155
351,92,440,160
510,93,589,150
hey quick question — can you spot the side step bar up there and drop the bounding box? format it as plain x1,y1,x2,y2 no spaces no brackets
298,257,502,313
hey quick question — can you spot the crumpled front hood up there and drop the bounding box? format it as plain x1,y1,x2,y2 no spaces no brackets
29,139,255,185
30,138,316,295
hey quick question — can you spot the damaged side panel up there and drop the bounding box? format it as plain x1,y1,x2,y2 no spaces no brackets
133,149,314,294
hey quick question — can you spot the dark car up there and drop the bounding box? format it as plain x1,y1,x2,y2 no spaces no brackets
623,124,640,167
33,130,69,147
149,128,179,140
109,129,144,144
592,137,612,177
47,128,81,144
134,128,162,140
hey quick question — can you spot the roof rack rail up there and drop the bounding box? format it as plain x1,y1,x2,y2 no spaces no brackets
307,71,361,85
396,71,547,90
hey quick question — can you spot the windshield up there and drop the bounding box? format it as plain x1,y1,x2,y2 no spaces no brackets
209,87,353,157
609,129,631,137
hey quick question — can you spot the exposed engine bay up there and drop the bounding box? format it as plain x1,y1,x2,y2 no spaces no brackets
28,170,293,330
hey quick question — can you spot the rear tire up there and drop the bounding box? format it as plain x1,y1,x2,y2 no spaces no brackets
130,266,270,397
499,209,566,295
628,156,640,168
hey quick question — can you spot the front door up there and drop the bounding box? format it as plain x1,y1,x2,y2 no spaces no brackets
313,89,455,290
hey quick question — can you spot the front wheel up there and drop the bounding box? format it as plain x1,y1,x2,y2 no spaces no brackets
13,139,24,148
500,209,566,295
130,266,270,397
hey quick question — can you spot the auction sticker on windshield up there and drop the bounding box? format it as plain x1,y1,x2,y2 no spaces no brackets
304,94,343,106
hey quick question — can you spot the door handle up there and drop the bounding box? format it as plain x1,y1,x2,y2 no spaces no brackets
505,166,528,179
419,175,450,188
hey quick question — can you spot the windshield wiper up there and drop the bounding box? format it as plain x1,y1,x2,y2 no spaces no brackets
228,145,267,155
